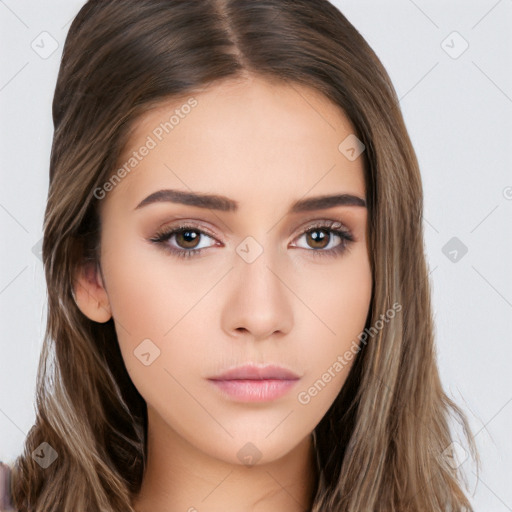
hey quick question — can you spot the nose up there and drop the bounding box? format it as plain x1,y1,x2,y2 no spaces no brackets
220,245,294,342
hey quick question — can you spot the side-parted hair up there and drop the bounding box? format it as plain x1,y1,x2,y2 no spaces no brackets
11,0,479,510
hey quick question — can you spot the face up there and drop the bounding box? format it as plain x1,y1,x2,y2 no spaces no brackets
76,74,372,466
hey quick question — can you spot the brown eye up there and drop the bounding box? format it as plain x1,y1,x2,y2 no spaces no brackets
291,221,355,258
175,229,201,249
149,224,218,259
305,229,331,249
150,220,354,260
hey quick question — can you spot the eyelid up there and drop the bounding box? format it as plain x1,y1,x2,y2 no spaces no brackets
294,219,349,235
153,218,353,242
154,220,219,239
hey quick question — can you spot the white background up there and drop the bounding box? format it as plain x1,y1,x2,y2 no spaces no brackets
0,1,511,510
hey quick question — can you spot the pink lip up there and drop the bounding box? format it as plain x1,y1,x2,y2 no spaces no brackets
209,363,300,381
208,364,301,402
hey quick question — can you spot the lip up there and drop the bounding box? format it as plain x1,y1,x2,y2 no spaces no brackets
207,364,301,402
209,363,300,381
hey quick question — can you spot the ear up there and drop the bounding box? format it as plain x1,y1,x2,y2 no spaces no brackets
73,260,112,323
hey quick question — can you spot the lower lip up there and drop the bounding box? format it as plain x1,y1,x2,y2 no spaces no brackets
208,379,299,402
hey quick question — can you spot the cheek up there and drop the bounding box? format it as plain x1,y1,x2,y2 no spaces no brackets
293,250,372,404
98,231,221,399
294,246,372,344
100,227,214,336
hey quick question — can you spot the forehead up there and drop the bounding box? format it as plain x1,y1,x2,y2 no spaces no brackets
103,75,365,213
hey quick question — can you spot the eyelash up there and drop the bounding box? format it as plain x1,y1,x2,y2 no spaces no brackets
149,220,355,260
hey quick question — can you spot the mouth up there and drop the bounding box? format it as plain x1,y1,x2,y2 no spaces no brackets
207,363,301,402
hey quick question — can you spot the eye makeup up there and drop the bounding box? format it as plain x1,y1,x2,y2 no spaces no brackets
148,219,355,260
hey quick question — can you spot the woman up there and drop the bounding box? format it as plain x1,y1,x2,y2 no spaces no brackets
4,0,479,510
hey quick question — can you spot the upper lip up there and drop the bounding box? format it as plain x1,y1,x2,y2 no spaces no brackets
208,364,300,381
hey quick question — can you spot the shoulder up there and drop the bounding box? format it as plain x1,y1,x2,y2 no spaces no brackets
0,461,16,511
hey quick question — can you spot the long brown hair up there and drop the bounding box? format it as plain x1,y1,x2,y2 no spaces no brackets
11,0,479,510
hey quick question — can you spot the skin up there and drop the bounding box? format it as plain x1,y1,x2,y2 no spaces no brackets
74,73,372,512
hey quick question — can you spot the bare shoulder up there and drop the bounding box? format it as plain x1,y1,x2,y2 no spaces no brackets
0,461,16,512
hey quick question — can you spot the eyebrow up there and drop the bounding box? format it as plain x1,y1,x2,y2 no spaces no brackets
134,188,366,213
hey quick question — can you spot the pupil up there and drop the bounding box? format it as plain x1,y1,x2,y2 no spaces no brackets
309,229,328,248
180,230,199,247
